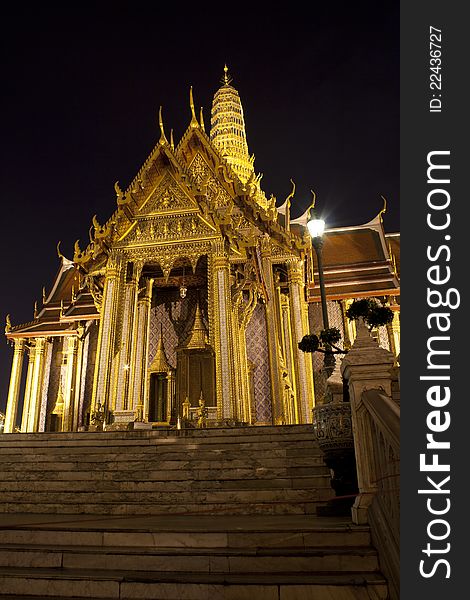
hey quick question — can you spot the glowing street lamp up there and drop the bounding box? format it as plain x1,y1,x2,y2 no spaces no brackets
307,209,334,376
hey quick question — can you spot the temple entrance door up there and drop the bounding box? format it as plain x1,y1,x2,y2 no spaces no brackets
176,348,215,418
148,373,168,422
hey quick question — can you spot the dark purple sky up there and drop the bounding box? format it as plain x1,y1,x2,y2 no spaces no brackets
0,3,399,411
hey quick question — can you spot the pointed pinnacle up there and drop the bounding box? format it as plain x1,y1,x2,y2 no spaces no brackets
189,87,199,128
200,107,205,132
158,106,168,145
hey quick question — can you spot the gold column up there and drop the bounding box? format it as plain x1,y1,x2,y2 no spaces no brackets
131,277,153,421
4,338,26,433
260,239,283,424
62,335,78,432
27,337,47,432
279,291,298,424
115,261,141,414
91,255,122,414
386,304,400,357
210,241,235,421
229,301,243,423
21,342,35,432
340,300,353,350
287,258,314,423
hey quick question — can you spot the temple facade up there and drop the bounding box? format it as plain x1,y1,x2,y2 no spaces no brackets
2,69,400,434
3,70,317,433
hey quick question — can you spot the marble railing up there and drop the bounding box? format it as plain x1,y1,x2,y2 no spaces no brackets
360,388,400,600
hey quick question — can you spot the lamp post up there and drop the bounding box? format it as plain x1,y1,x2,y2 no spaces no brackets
307,211,335,377
308,210,357,516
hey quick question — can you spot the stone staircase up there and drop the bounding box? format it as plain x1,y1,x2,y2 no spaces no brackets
0,425,388,599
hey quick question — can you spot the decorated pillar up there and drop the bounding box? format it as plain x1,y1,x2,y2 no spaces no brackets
231,282,257,423
114,261,142,421
260,238,283,424
27,337,47,432
3,338,25,433
278,291,298,424
209,241,235,421
91,253,122,415
38,339,53,432
20,342,35,432
131,277,154,421
62,335,79,432
287,258,314,423
386,301,400,357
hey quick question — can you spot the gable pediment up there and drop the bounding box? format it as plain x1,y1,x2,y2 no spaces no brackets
137,172,199,217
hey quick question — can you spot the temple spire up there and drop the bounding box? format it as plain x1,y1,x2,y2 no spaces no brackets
210,67,254,184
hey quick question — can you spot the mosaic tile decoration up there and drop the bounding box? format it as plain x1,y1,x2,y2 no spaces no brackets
246,303,272,423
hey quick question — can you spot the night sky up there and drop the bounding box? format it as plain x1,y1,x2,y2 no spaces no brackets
0,3,399,411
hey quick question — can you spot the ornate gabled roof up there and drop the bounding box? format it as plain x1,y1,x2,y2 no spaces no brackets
307,211,400,302
69,72,309,275
5,255,98,338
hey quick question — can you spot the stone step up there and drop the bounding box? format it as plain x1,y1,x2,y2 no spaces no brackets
0,443,322,458
0,487,331,505
0,544,380,573
0,501,322,515
0,456,325,471
0,465,326,481
0,432,318,447
0,568,388,599
0,424,315,441
0,475,330,493
0,514,371,545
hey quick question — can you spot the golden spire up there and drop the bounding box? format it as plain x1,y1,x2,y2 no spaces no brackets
222,64,233,86
210,67,254,185
189,87,199,128
149,328,172,372
199,107,205,132
52,384,64,415
158,106,168,145
183,303,208,349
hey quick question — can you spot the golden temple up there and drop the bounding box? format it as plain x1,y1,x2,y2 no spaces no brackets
2,68,400,433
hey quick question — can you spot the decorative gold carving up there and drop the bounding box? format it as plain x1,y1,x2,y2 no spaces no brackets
196,392,208,428
149,333,172,372
182,396,191,420
181,303,209,349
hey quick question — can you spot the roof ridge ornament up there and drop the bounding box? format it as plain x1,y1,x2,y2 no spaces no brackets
379,194,387,221
189,87,199,128
199,107,205,132
158,106,168,145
